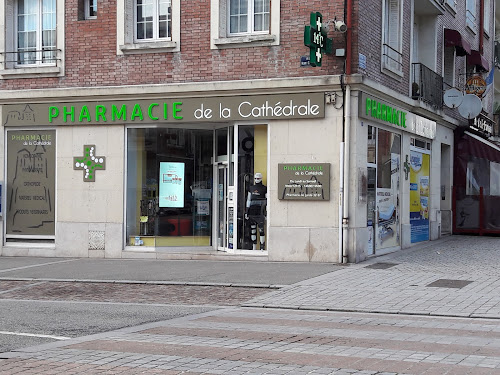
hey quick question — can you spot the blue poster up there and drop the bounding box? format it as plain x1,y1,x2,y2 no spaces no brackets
159,162,185,208
409,151,429,243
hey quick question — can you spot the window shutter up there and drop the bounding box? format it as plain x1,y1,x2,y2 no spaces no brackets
443,47,455,87
385,0,401,71
388,0,400,49
125,0,133,44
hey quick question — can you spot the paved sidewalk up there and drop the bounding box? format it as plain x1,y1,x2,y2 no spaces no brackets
2,235,500,374
0,258,339,288
245,235,500,319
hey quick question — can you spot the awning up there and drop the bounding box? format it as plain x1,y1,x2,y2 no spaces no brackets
467,50,490,72
444,28,471,56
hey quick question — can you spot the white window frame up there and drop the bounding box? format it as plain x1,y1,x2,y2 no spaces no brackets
84,0,97,20
211,0,280,49
0,0,65,78
381,0,403,78
15,0,57,67
466,0,477,33
134,0,171,42
227,0,270,36
117,0,180,54
444,0,457,13
483,0,490,36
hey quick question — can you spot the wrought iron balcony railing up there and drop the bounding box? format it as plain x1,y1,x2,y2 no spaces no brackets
0,49,60,67
411,63,443,109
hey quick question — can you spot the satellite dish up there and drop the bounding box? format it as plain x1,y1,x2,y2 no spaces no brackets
458,94,482,120
443,88,464,108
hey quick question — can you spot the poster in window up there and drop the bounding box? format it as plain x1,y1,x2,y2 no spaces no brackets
410,151,430,243
159,162,185,208
6,130,56,236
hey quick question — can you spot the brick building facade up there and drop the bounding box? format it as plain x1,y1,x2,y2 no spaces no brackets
0,0,495,262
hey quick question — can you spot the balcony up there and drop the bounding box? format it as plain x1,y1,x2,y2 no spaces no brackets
0,48,60,67
411,63,443,109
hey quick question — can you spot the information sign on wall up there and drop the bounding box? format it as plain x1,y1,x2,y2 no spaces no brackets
159,162,185,208
278,163,330,200
6,130,56,236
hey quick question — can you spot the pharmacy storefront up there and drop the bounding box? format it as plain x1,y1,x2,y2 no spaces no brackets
358,93,438,258
1,91,339,261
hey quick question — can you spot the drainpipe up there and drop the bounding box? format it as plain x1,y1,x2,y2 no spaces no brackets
342,84,351,264
479,0,484,54
339,0,353,264
345,0,353,75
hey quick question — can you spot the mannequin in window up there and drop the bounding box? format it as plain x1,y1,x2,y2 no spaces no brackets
245,172,267,250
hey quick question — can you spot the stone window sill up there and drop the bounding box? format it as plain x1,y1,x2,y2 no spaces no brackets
0,66,61,79
119,41,178,54
214,34,276,49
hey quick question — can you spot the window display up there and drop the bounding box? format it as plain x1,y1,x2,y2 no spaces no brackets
126,124,267,250
127,128,213,247
237,125,268,250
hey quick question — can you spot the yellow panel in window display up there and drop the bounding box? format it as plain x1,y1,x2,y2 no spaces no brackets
254,125,268,184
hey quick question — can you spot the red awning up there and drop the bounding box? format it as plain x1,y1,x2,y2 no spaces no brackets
467,50,490,72
444,28,471,56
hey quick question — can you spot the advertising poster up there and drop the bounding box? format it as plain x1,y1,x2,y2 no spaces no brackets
376,187,399,249
375,153,400,249
159,162,185,208
6,130,56,236
410,151,430,242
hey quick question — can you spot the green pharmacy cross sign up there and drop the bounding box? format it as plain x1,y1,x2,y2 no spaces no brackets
73,145,106,182
304,12,333,67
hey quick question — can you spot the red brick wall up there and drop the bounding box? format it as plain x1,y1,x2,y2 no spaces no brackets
1,0,348,91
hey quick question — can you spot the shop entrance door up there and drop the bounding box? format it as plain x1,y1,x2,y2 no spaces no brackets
366,126,401,255
216,163,228,250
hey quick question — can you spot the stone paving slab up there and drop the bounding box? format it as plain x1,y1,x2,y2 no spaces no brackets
244,236,500,319
2,307,500,374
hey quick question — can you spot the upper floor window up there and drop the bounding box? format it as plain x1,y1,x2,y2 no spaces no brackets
229,0,269,35
466,0,476,32
117,0,179,54
0,0,64,78
85,0,97,19
17,0,56,66
382,0,403,76
483,0,490,35
135,0,171,41
444,0,457,12
210,0,279,49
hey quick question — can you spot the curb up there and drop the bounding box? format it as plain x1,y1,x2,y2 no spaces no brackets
0,277,284,289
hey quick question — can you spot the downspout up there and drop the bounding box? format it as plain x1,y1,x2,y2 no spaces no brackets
339,0,353,263
479,0,484,54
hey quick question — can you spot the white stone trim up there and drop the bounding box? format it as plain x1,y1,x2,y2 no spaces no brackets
117,0,181,55
0,0,65,77
210,0,280,49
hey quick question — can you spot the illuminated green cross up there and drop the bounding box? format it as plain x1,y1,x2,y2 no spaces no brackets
304,12,333,67
73,145,106,182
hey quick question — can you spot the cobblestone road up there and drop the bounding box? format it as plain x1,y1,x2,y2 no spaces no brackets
0,281,270,306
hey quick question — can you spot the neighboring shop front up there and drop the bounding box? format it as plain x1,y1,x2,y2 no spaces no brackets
453,115,500,235
0,89,341,262
357,92,443,259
